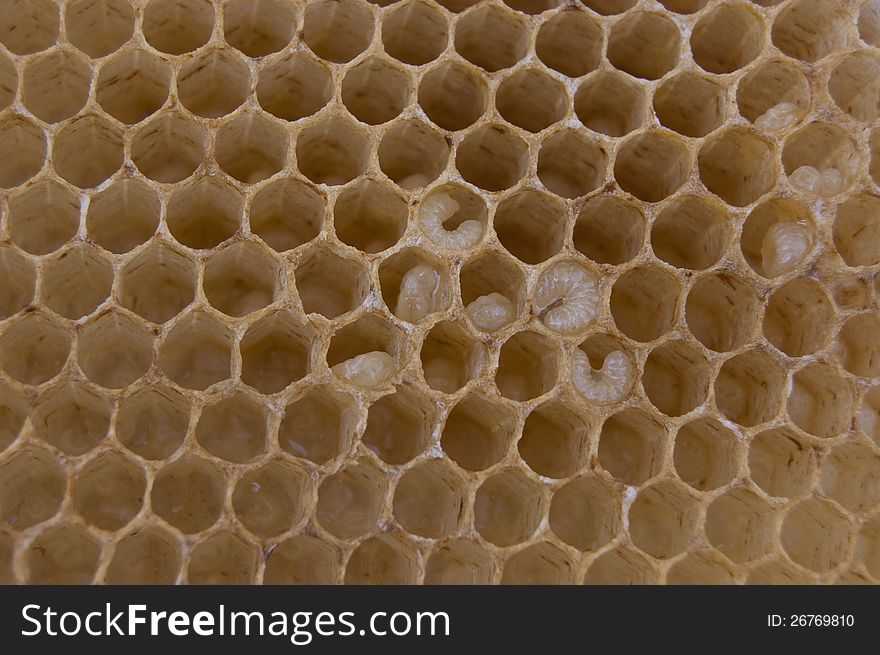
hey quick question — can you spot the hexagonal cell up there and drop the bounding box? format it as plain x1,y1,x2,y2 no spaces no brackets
296,115,370,185
104,528,180,584
781,498,853,572
73,450,146,531
295,246,369,319
550,475,621,552
418,183,488,252
42,246,114,321
378,119,449,190
0,447,65,530
690,3,763,75
0,0,58,55
188,531,258,584
303,0,374,63
158,311,233,391
583,547,657,585
65,0,133,57
857,517,880,579
736,58,810,131
654,72,726,138
95,48,170,125
610,265,680,342
497,69,566,134
575,71,644,138
686,272,759,352
249,178,324,252
615,131,690,203
0,248,34,321
8,180,78,256
316,462,385,540
119,242,197,324
860,0,880,47
32,381,110,455
715,349,785,428
327,314,402,386
474,468,544,548
417,61,486,131
382,0,447,65
22,49,91,123
537,129,606,199
394,460,466,538
424,540,495,585
741,198,813,277
216,112,287,184
78,312,153,389
0,312,71,385
674,417,740,492
151,455,225,534
535,8,601,78
0,383,26,453
258,52,332,123
116,385,189,460
749,427,817,499
518,401,590,479
460,250,524,332
827,51,880,123
764,279,834,357
0,53,15,110
420,320,484,394
0,116,46,189
598,408,666,485
142,0,214,55
746,559,815,585
643,341,711,417
789,363,854,439
204,242,279,317
629,481,701,559
573,196,644,266
666,552,736,585
240,311,313,394
501,542,574,585
834,194,880,268
821,443,880,514
345,535,419,585
782,122,859,195
53,115,123,189
335,180,407,254
342,56,410,126
131,112,208,184
166,176,243,249
454,4,527,72
87,179,161,254
495,331,558,402
456,124,528,192
705,488,775,563
362,387,434,465
197,392,267,464
264,535,340,584
607,11,680,80
26,524,100,584
177,47,250,119
233,460,306,538
378,249,447,322
698,127,775,207
838,313,880,379
493,190,563,265
279,386,356,465
442,393,516,472
771,0,848,63
224,0,298,57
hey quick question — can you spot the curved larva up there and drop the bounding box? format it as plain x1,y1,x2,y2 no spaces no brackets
754,102,799,131
761,221,810,277
331,351,395,388
466,292,514,331
533,261,600,334
571,349,632,403
789,165,845,197
418,193,482,251
396,264,440,323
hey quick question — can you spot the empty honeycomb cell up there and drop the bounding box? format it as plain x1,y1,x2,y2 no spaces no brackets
705,488,775,563
788,363,854,438
828,52,880,123
223,0,298,57
295,246,369,319
495,331,558,402
216,112,287,184
858,517,880,579
442,393,516,472
264,535,341,584
159,311,233,391
763,278,834,357
420,320,483,393
573,196,644,266
119,242,197,323
674,417,740,492
73,450,146,531
607,12,680,81
36,249,108,317
781,122,859,195
772,0,848,63
652,198,729,273
0,312,70,385
474,468,544,548
537,129,607,199
54,115,124,188
598,408,666,485
659,0,709,11
378,119,449,190
32,381,110,455
151,455,225,534
257,52,333,123
424,540,494,584
698,127,775,207
834,194,880,268
0,0,58,55
497,69,567,134
382,0,447,66
131,112,208,184
22,49,91,123
690,3,764,75
279,386,355,465
8,180,78,256
535,9,601,78
749,427,816,498
0,383,26,452
379,248,447,321
341,58,410,127
686,272,759,352
361,387,433,464
574,72,644,138
188,531,257,584
204,241,279,317
455,124,528,192
167,176,243,249
197,392,267,463
96,49,171,124
614,131,690,203
518,400,590,479
233,461,306,538
177,47,251,120
549,475,621,552
494,190,564,265
501,542,574,585
609,265,680,342
740,198,813,277
0,53,15,109
335,180,407,254
65,0,134,58
582,0,637,14
838,313,880,378
26,524,100,584
583,547,656,585
143,0,214,55
0,248,34,321
737,59,810,127
303,0,374,64
78,312,153,389
296,116,370,186
666,552,735,585
460,250,524,331
746,559,814,585
653,73,726,139
249,179,324,253
628,480,701,559
116,385,190,460
454,4,528,73
643,340,711,417
860,0,880,46
345,535,419,585
104,527,180,584
393,460,465,538
821,443,880,513
88,179,159,254
240,312,313,394
715,349,785,427
0,116,46,188
0,447,65,530
316,462,385,540
417,61,485,131
781,498,853,572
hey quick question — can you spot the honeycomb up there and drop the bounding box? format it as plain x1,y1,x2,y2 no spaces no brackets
0,0,879,586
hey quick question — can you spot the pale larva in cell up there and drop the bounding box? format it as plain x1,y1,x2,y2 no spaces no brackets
331,351,395,388
571,349,632,404
761,221,810,277
533,261,600,334
418,193,483,251
396,264,440,323
466,292,515,331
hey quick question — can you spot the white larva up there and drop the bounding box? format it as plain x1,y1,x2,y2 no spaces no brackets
396,264,440,323
533,261,600,334
754,102,799,131
465,292,515,331
571,349,632,403
331,351,395,388
418,193,483,251
761,221,811,277
789,165,846,197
